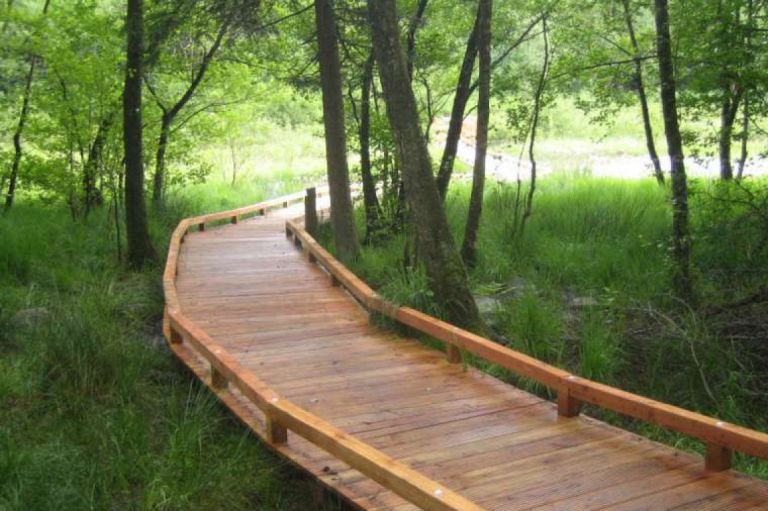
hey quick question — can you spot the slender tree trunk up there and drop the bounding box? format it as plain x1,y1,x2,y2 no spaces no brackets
359,52,381,242
622,0,663,184
123,0,156,268
718,89,741,180
368,0,481,330
4,0,50,212
83,113,113,216
435,16,479,199
150,17,229,208
461,0,491,268
315,0,359,261
654,0,693,301
153,114,170,206
406,0,428,81
4,59,35,212
737,93,748,180
520,16,549,236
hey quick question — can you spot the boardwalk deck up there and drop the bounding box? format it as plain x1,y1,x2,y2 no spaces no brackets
167,195,768,510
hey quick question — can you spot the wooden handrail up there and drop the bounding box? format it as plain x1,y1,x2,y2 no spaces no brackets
286,190,768,474
163,188,485,511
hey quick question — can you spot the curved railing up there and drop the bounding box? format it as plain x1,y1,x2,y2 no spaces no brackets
285,189,768,474
164,187,768,511
163,187,484,511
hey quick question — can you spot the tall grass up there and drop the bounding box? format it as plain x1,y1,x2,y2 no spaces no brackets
347,176,768,479
0,197,342,509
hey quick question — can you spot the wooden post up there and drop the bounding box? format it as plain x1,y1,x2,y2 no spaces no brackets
170,327,183,345
198,222,205,232
446,344,461,364
266,417,288,444
211,364,227,389
557,380,582,417
303,246,317,263
705,443,732,472
231,215,238,224
305,187,318,236
282,200,289,208
260,208,266,216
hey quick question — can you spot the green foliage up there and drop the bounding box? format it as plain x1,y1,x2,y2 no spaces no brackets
0,199,340,510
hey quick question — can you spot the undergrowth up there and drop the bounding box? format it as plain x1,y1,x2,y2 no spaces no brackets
0,184,341,509
346,176,768,479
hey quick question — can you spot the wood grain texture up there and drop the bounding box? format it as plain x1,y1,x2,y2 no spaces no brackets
165,192,768,510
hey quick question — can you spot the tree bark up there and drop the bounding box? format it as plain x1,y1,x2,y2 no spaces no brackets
737,93,748,180
4,0,50,212
718,89,741,180
461,0,491,268
435,15,479,199
153,114,170,206
520,16,549,236
654,0,693,301
123,0,156,268
622,0,663,184
83,113,113,216
315,0,359,261
359,52,381,242
406,0,428,81
368,0,481,330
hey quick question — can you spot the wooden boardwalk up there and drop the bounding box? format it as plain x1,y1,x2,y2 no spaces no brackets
164,191,768,510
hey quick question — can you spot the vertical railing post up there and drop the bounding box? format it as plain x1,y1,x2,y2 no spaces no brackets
170,326,183,345
705,443,732,472
211,364,228,389
305,187,318,236
557,376,582,417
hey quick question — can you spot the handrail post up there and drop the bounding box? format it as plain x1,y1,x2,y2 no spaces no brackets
211,364,228,389
705,443,732,471
305,187,318,236
266,417,288,444
170,326,183,345
557,376,582,417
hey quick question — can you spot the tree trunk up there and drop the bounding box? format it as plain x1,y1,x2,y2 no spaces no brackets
368,0,481,330
83,114,113,216
435,15,479,199
654,0,693,301
123,0,156,268
153,114,170,207
150,17,229,208
315,0,359,261
4,0,50,212
520,16,549,236
718,89,741,180
622,0,663,184
737,93,748,180
359,52,381,242
406,0,428,81
461,0,491,268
